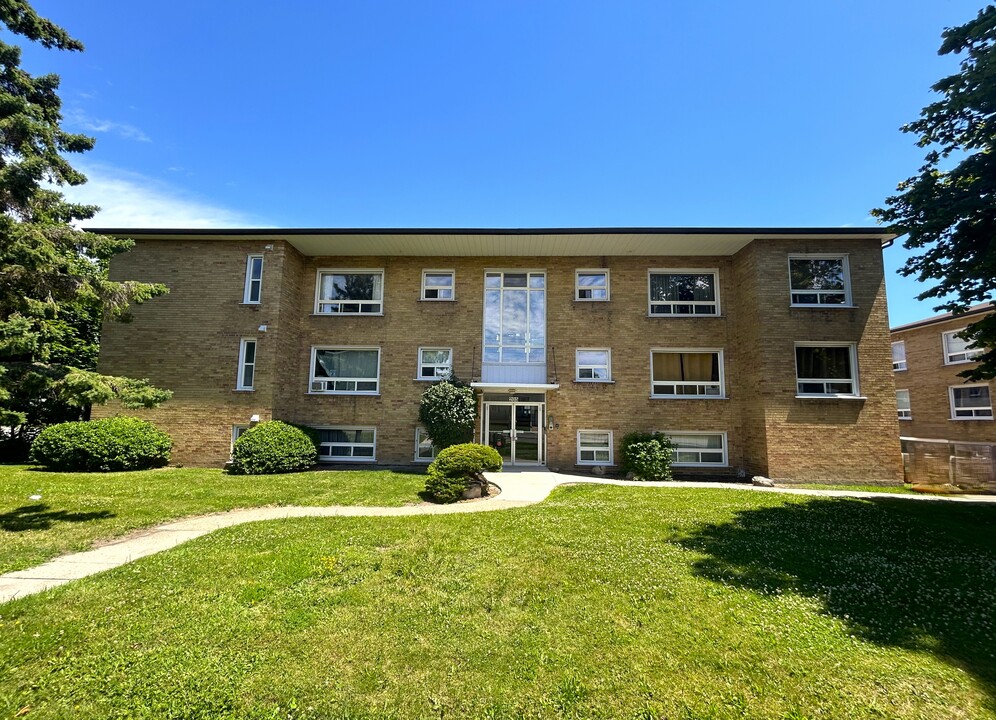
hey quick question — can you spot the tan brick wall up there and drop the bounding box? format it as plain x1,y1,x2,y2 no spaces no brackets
891,313,995,443
95,237,903,483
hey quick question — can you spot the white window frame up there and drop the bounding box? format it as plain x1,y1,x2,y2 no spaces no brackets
417,347,453,381
577,430,613,465
309,346,381,395
892,341,907,371
664,431,728,467
576,348,611,382
231,425,249,454
315,426,377,462
243,254,264,304
314,269,384,315
647,269,720,316
794,342,860,398
896,389,912,420
414,427,436,463
787,254,852,307
949,384,993,420
421,270,455,301
942,328,983,365
575,269,610,302
650,348,725,398
236,338,256,391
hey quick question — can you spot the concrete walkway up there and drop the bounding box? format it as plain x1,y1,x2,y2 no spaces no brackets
2,470,994,604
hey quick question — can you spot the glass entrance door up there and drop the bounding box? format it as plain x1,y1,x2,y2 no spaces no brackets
485,402,544,465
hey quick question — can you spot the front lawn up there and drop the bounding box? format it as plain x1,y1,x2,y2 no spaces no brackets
0,465,426,574
2,486,994,718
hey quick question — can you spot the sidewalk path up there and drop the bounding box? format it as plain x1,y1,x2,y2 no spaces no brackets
2,471,994,604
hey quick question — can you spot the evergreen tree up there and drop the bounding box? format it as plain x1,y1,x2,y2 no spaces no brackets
873,6,996,380
0,1,171,452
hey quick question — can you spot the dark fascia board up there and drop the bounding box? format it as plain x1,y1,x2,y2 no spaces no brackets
85,226,898,247
891,301,994,333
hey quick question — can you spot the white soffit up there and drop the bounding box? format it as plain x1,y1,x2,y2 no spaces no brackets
91,229,896,257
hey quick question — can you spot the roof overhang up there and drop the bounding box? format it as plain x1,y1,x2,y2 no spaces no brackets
84,226,898,257
470,383,561,392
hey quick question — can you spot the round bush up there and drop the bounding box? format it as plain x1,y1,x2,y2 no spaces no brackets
425,442,502,503
620,432,674,481
229,420,317,475
30,417,172,472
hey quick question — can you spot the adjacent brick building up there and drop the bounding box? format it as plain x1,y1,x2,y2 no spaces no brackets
890,302,995,442
92,227,903,484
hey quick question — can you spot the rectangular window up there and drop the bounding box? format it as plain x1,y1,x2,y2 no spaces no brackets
316,427,376,461
483,271,546,363
422,270,454,300
243,255,263,304
648,270,719,316
943,328,983,364
896,389,912,420
315,270,384,314
310,347,380,394
577,430,613,465
415,427,436,462
795,344,858,397
950,385,993,419
418,347,453,380
231,425,249,454
666,432,728,466
651,350,724,397
788,255,851,306
237,338,256,390
576,348,611,381
576,270,609,301
892,341,907,371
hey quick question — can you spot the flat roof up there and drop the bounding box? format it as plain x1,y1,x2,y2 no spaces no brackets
891,301,994,333
85,226,897,258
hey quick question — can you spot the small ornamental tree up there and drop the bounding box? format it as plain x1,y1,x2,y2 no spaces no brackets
418,379,476,451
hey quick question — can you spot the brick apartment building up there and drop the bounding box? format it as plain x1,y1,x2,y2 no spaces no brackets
891,302,994,442
92,227,903,484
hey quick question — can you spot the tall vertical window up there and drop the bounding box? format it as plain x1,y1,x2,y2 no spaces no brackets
237,339,256,390
795,344,858,397
651,350,724,397
942,329,983,364
891,341,907,371
422,270,454,300
896,389,912,420
415,427,437,462
788,255,851,306
315,270,384,314
483,271,546,363
575,270,609,301
648,270,719,315
243,255,263,304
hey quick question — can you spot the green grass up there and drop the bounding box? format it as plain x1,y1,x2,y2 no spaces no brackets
786,483,920,494
2,485,995,719
0,465,426,574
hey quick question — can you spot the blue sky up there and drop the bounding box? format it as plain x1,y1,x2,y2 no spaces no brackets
18,1,989,326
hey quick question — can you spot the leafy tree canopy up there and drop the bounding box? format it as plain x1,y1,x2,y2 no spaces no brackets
873,6,996,381
418,379,476,451
0,1,171,432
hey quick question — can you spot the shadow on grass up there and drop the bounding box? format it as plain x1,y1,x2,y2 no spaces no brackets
0,503,115,532
680,497,996,705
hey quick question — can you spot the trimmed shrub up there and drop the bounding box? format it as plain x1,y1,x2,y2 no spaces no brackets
30,417,172,472
620,432,674,481
229,421,317,475
425,442,502,503
418,380,476,451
